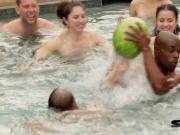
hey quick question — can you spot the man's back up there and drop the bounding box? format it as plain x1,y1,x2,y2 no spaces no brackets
129,0,172,18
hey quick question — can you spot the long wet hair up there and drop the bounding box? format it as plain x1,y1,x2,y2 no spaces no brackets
154,4,179,36
56,1,85,25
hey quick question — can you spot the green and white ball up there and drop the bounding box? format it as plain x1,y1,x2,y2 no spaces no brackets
113,17,149,59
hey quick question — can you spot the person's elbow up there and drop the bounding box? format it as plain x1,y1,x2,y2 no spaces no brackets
152,84,170,95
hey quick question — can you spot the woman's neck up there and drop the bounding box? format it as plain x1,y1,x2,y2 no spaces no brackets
66,29,83,41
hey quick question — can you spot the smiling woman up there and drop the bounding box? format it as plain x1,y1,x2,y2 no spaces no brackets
1,0,60,34
149,4,179,53
34,1,113,60
154,4,179,36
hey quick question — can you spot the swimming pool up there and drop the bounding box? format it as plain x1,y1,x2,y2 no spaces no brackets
0,2,180,135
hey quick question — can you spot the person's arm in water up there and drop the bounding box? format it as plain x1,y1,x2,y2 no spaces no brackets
93,32,129,89
92,32,115,60
34,37,59,61
126,24,178,95
19,37,58,71
19,37,59,72
103,58,129,89
93,32,112,51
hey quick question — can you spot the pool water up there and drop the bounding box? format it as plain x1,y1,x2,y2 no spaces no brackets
0,2,180,135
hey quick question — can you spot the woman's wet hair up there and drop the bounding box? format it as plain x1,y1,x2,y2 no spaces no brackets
56,1,85,25
48,88,74,111
154,4,179,36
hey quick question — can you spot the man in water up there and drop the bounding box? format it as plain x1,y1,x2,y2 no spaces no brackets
2,0,60,34
105,29,180,95
129,0,172,18
126,28,180,94
48,88,79,111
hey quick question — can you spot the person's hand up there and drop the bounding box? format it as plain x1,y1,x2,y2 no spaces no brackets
125,23,150,52
19,59,34,73
166,75,180,89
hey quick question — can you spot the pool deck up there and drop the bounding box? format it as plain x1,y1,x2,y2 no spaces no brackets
0,0,102,19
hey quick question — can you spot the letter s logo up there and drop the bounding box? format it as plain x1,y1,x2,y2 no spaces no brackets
171,120,180,127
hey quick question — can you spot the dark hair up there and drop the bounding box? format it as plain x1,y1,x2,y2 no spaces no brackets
16,0,20,5
56,1,85,25
154,4,179,36
16,0,38,6
48,88,74,111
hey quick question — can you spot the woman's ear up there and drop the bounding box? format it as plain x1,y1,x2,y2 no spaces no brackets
63,17,68,25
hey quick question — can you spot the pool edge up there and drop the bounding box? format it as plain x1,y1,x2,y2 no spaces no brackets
0,0,102,19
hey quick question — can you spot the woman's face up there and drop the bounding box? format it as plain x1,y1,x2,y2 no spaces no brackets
156,10,177,33
65,6,87,32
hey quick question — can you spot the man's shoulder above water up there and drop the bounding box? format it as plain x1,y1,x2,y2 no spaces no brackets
1,18,60,34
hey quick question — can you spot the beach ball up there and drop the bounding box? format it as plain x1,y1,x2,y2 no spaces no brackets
113,17,149,59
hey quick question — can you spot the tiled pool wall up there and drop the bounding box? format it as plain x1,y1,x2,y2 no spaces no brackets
0,0,103,19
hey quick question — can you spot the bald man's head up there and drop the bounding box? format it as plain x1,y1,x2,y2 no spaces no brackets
155,31,179,49
48,88,78,111
154,31,180,73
